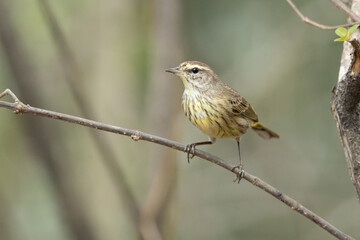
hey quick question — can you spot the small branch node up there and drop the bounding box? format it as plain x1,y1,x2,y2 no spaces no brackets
252,177,260,185
14,102,26,114
0,89,27,114
131,131,141,141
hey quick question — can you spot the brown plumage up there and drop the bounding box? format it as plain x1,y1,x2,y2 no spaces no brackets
166,61,279,181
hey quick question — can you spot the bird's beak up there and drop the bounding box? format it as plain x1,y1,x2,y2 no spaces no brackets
165,67,180,74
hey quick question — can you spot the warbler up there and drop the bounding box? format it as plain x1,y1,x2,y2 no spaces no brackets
166,61,279,179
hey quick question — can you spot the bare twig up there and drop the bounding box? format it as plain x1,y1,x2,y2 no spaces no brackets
0,89,354,240
330,0,360,22
0,89,20,103
286,0,360,30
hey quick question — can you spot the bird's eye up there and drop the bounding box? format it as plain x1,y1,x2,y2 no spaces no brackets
192,67,199,74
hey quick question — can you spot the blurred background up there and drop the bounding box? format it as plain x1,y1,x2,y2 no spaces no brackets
0,0,359,239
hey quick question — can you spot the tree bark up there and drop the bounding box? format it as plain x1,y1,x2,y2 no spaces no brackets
332,0,360,200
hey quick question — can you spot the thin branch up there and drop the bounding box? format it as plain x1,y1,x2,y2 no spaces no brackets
286,0,360,30
0,89,354,240
330,0,360,22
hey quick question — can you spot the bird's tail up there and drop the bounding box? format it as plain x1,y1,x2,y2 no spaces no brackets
251,122,279,139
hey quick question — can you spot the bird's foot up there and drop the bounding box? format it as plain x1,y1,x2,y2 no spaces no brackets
232,164,244,183
184,143,196,163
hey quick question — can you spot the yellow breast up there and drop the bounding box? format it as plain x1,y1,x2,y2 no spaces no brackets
182,90,250,138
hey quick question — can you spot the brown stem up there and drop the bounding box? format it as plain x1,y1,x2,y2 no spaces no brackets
330,0,360,22
286,0,360,30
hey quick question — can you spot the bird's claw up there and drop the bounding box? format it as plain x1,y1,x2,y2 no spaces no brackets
184,144,196,163
232,164,244,183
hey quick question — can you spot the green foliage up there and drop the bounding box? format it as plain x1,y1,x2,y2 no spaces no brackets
334,24,359,42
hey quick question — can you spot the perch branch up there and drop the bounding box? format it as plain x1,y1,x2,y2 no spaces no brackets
286,0,360,30
0,89,354,240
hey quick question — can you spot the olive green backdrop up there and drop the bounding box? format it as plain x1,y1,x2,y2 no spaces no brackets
0,0,359,239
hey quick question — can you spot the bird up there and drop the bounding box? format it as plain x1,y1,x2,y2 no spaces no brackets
166,61,279,181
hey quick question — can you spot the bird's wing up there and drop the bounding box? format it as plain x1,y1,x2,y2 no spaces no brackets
222,85,258,122
229,96,258,122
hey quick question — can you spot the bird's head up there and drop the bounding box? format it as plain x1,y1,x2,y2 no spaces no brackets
166,61,219,92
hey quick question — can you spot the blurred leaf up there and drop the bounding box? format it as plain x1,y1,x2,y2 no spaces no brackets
348,24,359,36
334,25,359,42
335,27,347,38
334,36,348,42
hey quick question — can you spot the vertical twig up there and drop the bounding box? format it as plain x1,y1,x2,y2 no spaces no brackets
38,0,142,231
140,0,184,239
0,1,98,240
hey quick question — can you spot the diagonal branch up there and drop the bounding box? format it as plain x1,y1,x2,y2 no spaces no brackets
0,88,354,240
286,0,360,30
329,0,360,22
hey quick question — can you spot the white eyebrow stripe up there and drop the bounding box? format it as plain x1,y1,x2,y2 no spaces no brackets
186,65,208,71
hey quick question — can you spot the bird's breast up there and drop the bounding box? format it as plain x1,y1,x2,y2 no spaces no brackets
182,91,250,138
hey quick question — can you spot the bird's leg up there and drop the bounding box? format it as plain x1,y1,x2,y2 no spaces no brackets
185,138,215,163
232,138,244,183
